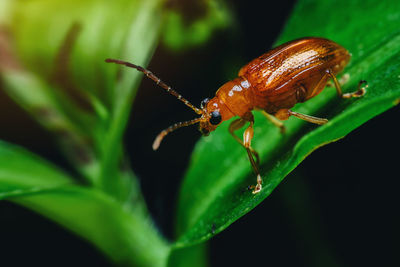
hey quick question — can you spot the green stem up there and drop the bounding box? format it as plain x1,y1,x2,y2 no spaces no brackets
98,0,164,199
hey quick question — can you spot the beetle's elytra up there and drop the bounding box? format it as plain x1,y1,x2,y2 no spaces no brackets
106,37,366,194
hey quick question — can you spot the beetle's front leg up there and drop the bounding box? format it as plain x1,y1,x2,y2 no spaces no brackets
229,117,262,194
229,118,260,166
243,120,262,194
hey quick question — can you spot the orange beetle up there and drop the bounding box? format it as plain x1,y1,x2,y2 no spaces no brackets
106,37,366,194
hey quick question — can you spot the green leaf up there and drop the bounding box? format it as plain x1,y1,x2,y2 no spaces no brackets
175,0,400,247
11,185,170,267
0,140,72,199
0,139,169,266
0,140,171,266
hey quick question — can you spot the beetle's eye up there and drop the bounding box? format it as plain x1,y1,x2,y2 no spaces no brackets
209,111,222,125
200,98,210,109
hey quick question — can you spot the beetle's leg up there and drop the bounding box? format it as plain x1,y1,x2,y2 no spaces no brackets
275,109,328,125
228,119,260,166
327,69,366,98
288,110,328,125
243,120,262,194
229,118,262,194
260,110,286,133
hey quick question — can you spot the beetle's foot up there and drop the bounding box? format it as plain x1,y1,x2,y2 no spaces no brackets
343,87,366,98
252,184,262,194
252,175,263,194
343,80,367,98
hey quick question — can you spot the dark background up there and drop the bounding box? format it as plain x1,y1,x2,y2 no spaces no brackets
0,0,399,266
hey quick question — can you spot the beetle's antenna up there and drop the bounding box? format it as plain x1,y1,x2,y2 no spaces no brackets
152,117,202,150
105,58,202,115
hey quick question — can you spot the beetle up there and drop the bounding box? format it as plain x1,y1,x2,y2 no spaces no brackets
106,37,366,194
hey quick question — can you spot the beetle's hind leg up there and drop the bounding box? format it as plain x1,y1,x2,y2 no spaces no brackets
274,108,328,125
287,110,328,125
229,118,262,194
327,69,367,98
269,70,366,127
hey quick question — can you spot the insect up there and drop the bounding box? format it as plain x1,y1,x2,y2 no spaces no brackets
106,37,366,194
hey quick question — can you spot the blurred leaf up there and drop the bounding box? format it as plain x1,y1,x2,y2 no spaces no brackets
0,140,72,199
0,0,12,25
0,67,100,183
0,136,169,266
174,0,400,247
1,0,166,198
0,2,172,266
162,0,232,51
11,185,170,267
8,0,156,103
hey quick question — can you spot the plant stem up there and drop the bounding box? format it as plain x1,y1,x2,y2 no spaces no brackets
98,0,164,200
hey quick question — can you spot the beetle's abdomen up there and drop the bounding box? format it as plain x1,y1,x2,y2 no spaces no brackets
239,37,350,113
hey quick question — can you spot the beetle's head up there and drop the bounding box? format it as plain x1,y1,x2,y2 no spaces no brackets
198,97,232,136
